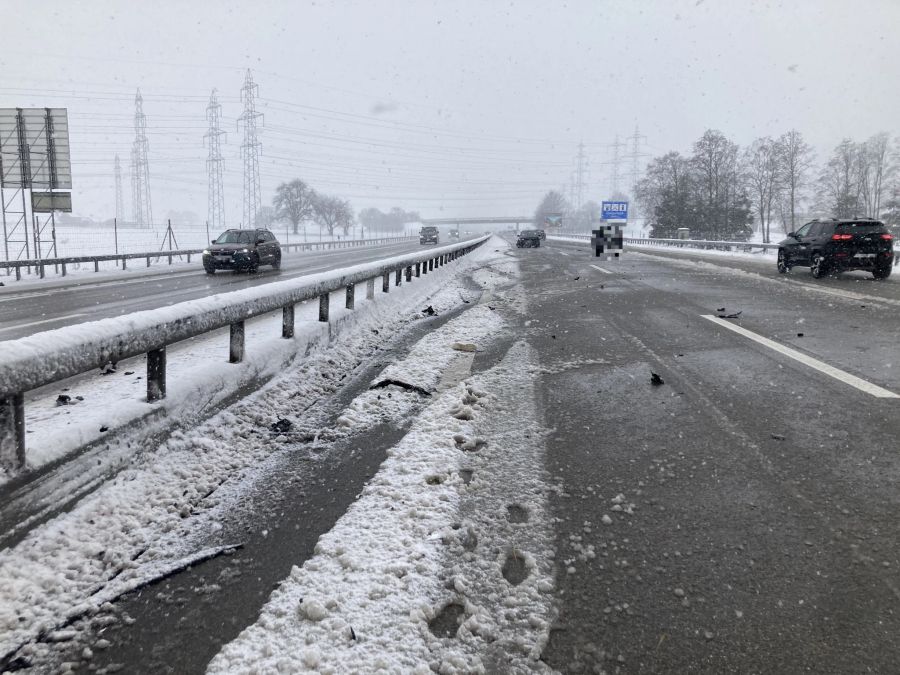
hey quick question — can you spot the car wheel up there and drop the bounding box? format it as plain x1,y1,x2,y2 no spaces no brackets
810,252,827,279
272,251,282,270
873,264,892,280
777,249,790,274
249,253,260,273
204,266,215,275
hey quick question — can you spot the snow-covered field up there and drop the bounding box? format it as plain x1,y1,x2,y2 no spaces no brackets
0,236,559,672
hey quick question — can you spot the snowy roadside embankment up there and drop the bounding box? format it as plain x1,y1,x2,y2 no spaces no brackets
208,338,557,674
0,239,509,663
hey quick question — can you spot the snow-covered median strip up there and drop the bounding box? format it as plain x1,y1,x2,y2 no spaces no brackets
0,240,508,661
208,338,557,674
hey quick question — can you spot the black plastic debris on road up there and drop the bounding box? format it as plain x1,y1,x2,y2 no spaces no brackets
271,418,293,434
422,305,436,316
650,373,665,386
56,394,71,406
370,378,432,397
718,310,742,319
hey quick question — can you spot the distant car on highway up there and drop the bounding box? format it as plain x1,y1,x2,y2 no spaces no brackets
203,229,282,274
516,230,542,248
777,218,894,279
419,226,440,245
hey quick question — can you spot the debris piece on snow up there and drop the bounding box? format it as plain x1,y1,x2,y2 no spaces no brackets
718,311,742,319
271,419,293,434
100,362,117,375
451,342,477,353
56,394,71,406
100,426,109,433
716,307,726,312
650,373,664,386
770,433,785,441
422,305,437,316
124,371,135,376
797,333,804,337
369,379,431,397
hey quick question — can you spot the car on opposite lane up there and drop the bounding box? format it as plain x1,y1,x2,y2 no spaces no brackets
419,226,440,245
203,229,282,274
777,218,894,279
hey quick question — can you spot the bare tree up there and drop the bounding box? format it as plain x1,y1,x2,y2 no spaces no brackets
818,139,860,218
691,130,751,240
857,132,892,218
312,194,354,236
533,190,569,228
273,179,315,235
744,137,781,242
776,130,815,233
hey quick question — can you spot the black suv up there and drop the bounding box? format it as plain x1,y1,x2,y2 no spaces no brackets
777,219,894,279
420,226,439,245
203,229,282,274
516,230,542,248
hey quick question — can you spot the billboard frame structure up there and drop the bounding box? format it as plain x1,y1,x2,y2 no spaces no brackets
0,107,72,269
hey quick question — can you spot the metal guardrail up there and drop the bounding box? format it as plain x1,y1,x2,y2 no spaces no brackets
0,235,417,281
0,236,489,471
548,233,778,251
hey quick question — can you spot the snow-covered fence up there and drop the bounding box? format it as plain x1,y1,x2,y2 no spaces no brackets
548,233,778,252
0,236,489,471
0,235,416,281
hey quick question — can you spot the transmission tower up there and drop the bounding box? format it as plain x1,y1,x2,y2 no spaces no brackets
573,142,588,208
238,70,263,228
114,154,124,223
205,89,226,232
607,135,627,196
130,89,153,228
625,126,649,195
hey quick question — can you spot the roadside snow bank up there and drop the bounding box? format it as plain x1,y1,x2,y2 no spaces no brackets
208,338,557,674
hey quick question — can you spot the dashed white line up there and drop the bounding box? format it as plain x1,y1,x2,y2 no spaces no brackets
590,264,613,275
702,314,899,399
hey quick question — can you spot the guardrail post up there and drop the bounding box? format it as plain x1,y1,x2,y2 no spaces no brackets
147,347,167,401
394,269,401,286
367,277,375,299
415,262,421,277
146,256,151,268
15,266,21,281
346,283,355,309
319,293,329,322
0,393,26,471
282,304,295,338
405,266,412,282
428,258,434,272
382,272,390,293
94,260,99,273
187,253,192,263
230,321,245,363
168,254,173,265
122,257,127,270
39,263,45,279
61,262,67,277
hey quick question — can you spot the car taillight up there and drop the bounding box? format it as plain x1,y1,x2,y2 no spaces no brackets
881,233,894,241
831,233,853,241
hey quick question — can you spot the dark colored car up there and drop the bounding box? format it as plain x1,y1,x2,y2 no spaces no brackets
203,229,282,274
419,226,439,244
777,219,894,279
516,230,542,248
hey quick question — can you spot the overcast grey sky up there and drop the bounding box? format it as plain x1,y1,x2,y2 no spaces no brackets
2,0,898,224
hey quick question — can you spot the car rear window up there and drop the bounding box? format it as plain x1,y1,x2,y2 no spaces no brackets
834,222,886,234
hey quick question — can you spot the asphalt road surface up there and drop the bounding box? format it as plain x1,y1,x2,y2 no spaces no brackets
0,240,436,341
530,238,900,673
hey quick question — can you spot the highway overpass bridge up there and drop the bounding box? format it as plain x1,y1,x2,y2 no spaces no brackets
420,217,532,229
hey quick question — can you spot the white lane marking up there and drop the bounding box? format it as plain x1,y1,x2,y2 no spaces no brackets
590,264,613,275
701,314,899,399
0,313,89,334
